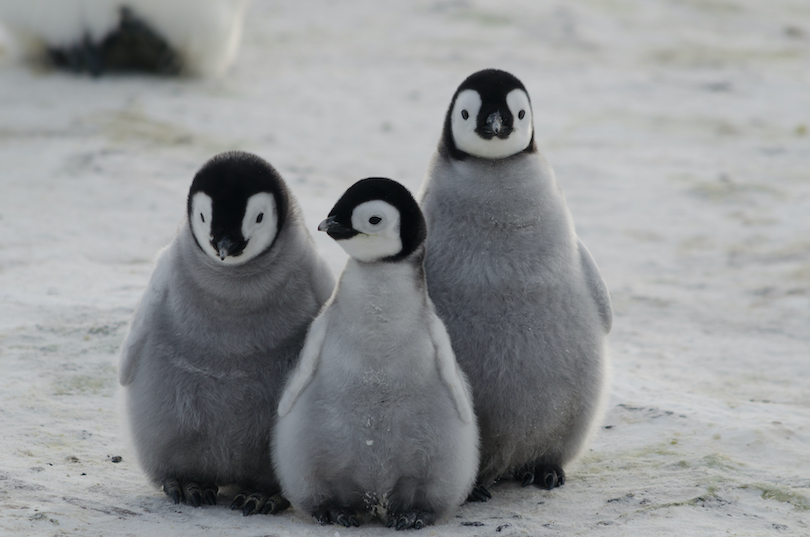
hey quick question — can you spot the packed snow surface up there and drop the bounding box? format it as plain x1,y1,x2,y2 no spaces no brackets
1,0,808,535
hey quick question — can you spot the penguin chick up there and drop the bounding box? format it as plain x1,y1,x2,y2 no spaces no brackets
0,0,251,76
119,151,334,515
273,178,479,530
418,69,612,498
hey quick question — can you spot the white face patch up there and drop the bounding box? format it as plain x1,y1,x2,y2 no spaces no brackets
189,191,278,265
338,200,402,263
190,192,216,260
451,88,534,159
237,192,278,263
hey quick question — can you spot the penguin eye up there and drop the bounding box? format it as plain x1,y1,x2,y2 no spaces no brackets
461,110,469,120
369,216,382,225
200,213,205,223
518,110,526,120
256,213,264,224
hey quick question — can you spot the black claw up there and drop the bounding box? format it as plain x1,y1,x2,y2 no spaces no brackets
242,499,258,516
163,479,182,505
335,513,350,527
184,483,203,508
260,494,291,515
522,472,535,487
203,486,217,506
468,484,492,502
230,491,247,510
348,515,360,527
414,518,425,530
314,510,330,525
386,518,395,528
396,517,408,530
543,470,557,490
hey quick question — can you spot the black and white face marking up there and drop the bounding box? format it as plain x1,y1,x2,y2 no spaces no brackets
319,178,426,263
187,151,288,266
320,199,401,262
190,191,278,265
443,69,535,160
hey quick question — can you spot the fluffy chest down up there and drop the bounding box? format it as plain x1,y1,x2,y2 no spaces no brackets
423,155,578,294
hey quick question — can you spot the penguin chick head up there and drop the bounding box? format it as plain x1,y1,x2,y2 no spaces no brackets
442,68,535,160
187,151,288,265
319,178,426,263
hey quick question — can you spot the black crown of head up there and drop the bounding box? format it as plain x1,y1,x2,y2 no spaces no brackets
328,177,426,261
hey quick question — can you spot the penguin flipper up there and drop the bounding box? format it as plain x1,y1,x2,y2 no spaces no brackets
311,258,337,306
118,271,168,386
277,312,329,417
577,239,613,334
428,313,474,424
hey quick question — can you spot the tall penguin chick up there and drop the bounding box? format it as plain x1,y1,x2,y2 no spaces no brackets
119,151,334,515
273,178,479,530
418,69,613,498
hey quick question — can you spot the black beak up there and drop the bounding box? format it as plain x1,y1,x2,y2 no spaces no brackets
487,111,503,135
318,216,357,240
215,236,236,260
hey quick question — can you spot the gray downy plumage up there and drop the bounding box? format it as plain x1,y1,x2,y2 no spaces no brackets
273,178,479,530
418,69,612,495
119,151,335,514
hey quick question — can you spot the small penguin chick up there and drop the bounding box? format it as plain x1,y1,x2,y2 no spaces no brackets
274,177,478,530
188,154,283,265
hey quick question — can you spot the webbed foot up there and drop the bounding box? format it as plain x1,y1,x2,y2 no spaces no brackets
162,479,217,506
537,464,565,490
517,462,565,490
386,510,435,530
231,491,290,516
312,505,360,527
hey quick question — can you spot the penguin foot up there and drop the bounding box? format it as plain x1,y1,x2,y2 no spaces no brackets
537,465,565,490
466,484,492,503
261,494,291,515
162,479,217,506
515,461,565,490
233,491,290,516
386,510,435,530
516,460,536,488
312,505,360,527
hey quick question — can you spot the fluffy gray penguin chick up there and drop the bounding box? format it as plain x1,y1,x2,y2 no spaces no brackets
119,151,335,515
273,178,479,530
418,69,612,499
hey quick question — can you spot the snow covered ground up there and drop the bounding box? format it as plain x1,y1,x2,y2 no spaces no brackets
1,0,808,535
